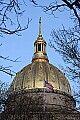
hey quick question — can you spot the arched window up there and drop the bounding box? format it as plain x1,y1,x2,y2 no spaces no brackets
38,43,41,51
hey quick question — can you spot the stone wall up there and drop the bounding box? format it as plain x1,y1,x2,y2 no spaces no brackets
0,89,80,120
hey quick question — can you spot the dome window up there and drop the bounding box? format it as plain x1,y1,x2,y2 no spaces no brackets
29,67,31,70
59,85,60,89
68,89,69,93
39,64,42,68
50,67,51,70
39,63,42,69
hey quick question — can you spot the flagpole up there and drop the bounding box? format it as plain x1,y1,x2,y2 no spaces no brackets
43,87,45,112
43,79,46,120
43,80,53,119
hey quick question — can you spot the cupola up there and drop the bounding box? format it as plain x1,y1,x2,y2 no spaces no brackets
32,17,49,62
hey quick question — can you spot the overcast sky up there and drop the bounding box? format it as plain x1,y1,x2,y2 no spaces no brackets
0,1,74,85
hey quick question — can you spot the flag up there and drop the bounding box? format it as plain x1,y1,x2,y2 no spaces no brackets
44,81,53,90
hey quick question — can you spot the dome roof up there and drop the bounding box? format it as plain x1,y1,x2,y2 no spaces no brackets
9,17,71,95
11,61,71,94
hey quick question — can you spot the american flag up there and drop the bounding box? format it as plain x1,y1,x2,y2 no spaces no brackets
44,81,53,90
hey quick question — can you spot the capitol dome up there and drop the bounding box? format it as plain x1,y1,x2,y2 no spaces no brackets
10,17,71,95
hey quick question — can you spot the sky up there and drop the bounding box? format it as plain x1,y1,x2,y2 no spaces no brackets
0,1,74,86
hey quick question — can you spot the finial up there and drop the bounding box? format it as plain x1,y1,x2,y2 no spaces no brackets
39,17,42,35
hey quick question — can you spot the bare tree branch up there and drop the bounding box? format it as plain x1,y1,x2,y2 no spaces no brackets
0,80,9,113
0,65,15,77
0,1,32,77
31,0,80,24
49,26,80,80
0,0,32,36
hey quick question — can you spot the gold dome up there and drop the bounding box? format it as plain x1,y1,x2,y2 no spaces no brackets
10,17,71,95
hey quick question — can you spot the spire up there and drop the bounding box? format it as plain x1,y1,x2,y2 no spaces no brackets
39,17,42,36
